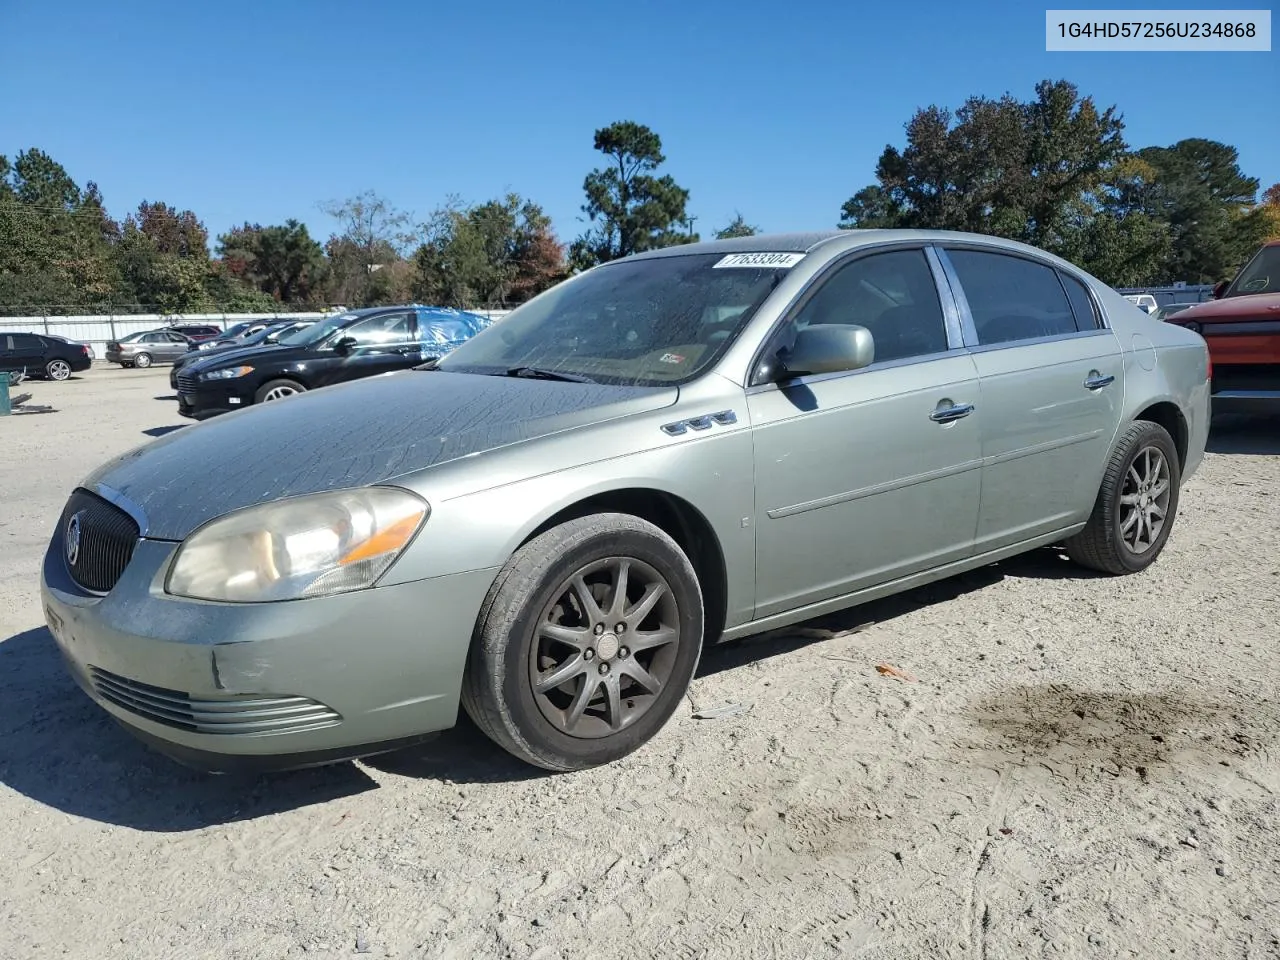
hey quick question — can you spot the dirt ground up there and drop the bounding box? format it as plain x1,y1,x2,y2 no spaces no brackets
1,365,1278,960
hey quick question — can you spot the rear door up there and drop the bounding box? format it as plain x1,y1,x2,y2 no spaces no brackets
936,244,1124,552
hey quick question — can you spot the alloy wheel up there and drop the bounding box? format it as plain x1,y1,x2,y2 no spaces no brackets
263,385,299,401
529,556,682,739
1119,445,1170,554
47,360,71,380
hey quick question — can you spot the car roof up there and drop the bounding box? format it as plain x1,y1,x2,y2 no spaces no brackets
619,228,1088,265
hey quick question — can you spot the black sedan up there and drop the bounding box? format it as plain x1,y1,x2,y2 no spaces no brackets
175,306,491,419
169,319,316,390
0,331,93,381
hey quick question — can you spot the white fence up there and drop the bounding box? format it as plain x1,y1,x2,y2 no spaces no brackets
0,308,512,360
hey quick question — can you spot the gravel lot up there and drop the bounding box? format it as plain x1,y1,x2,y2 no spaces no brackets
2,365,1278,960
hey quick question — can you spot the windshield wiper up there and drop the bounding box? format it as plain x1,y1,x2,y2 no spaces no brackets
413,356,442,371
503,366,597,383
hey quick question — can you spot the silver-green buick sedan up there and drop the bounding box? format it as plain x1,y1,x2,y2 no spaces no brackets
41,230,1211,773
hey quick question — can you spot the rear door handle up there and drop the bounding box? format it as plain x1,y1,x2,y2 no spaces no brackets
1084,373,1115,390
930,402,975,423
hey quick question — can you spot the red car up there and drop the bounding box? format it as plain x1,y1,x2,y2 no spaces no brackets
1166,240,1280,411
165,323,223,342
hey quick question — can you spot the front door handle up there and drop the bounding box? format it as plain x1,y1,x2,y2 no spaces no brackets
1084,373,1115,390
930,401,975,423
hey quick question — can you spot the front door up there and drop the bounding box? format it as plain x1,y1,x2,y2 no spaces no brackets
937,245,1125,551
748,247,984,620
319,310,421,387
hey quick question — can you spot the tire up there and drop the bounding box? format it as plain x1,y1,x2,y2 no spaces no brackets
133,352,153,368
254,378,307,403
46,358,72,381
461,513,705,771
1066,420,1181,575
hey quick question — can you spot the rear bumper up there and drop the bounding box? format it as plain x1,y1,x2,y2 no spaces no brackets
40,529,500,772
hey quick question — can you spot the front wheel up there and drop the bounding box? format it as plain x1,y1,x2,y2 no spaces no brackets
461,513,705,771
133,352,153,368
1066,420,1181,575
254,379,307,403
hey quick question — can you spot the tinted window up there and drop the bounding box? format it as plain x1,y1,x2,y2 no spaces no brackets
10,333,42,350
947,250,1078,345
141,333,165,343
787,249,950,363
1226,243,1280,297
1059,272,1100,330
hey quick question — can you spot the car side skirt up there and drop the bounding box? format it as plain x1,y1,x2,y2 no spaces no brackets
719,524,1086,643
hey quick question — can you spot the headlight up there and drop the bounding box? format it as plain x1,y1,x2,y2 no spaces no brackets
165,487,429,602
200,365,253,381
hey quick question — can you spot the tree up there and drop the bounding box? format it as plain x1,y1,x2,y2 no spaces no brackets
216,219,326,304
715,212,758,238
1131,138,1263,282
413,193,566,308
1254,183,1280,243
570,121,697,269
318,191,416,306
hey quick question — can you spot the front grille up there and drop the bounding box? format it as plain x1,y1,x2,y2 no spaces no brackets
89,667,342,736
58,489,141,594
176,370,198,393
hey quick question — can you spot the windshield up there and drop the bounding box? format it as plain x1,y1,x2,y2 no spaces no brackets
435,252,797,385
1225,244,1280,297
277,313,357,346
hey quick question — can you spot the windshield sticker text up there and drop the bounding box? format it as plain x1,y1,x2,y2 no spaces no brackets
659,353,686,364
712,252,806,270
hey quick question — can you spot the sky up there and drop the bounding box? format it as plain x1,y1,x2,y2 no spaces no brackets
1,0,1276,248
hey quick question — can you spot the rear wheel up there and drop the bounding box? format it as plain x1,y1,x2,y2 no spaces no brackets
133,352,153,369
254,379,307,403
46,359,72,381
1066,420,1181,575
461,513,705,771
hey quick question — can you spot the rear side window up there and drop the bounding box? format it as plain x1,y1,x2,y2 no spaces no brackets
947,250,1078,345
1059,271,1101,330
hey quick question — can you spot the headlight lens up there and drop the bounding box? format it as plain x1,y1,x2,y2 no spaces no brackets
200,365,253,381
165,487,429,602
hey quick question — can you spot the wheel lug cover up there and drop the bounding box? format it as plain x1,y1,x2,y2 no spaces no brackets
619,647,629,659
616,623,626,633
594,623,605,636
599,662,610,675
584,649,595,661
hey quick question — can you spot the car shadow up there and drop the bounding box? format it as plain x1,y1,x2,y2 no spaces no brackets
0,627,378,832
142,425,185,438
698,546,1094,678
1207,413,1280,455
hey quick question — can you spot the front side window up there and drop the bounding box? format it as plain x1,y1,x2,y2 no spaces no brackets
1225,244,1280,297
342,312,414,346
781,249,950,364
947,249,1078,345
436,252,795,386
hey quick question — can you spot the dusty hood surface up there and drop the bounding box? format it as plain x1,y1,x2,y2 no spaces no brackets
83,370,677,540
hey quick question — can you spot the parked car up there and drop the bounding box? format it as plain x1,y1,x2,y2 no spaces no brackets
1122,293,1158,315
43,334,97,362
169,320,317,390
105,329,194,368
0,331,93,381
174,306,490,420
164,324,222,342
1163,239,1280,411
41,230,1210,774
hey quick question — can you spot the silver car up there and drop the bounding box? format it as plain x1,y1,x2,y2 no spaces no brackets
40,230,1211,773
105,329,193,368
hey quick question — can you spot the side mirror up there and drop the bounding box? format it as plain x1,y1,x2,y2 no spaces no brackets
778,324,875,378
333,336,358,354
1212,280,1229,299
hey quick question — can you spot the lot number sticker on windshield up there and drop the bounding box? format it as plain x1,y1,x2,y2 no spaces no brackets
712,252,806,269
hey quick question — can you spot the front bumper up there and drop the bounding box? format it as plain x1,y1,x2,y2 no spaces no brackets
176,380,254,419
41,525,499,772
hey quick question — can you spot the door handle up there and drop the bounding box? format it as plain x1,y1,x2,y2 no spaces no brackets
929,402,975,423
1084,373,1115,390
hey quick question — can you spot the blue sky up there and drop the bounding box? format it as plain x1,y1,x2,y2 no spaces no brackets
1,0,1276,247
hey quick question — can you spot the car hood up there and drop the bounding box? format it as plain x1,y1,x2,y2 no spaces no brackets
82,371,678,540
182,341,298,371
1176,293,1280,321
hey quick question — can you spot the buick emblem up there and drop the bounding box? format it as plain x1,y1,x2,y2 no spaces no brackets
65,511,84,567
